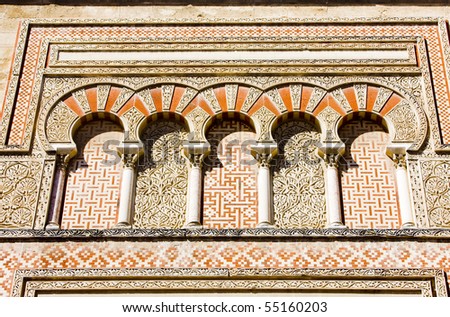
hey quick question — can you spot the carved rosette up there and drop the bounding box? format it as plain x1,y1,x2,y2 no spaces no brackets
134,122,188,229
0,161,42,228
421,160,450,227
272,121,326,229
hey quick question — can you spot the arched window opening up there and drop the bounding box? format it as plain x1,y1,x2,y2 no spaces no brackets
61,120,124,229
134,120,188,228
272,120,326,228
203,119,258,229
339,119,400,229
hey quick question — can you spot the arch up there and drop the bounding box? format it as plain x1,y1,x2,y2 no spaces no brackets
42,83,201,150
181,84,265,142
271,116,326,228
60,119,125,229
269,111,323,145
338,113,400,229
134,115,189,229
326,82,425,149
203,115,258,229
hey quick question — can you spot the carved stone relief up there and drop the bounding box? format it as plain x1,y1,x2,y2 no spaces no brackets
251,106,276,141
421,160,450,228
45,101,78,143
121,106,145,141
408,159,429,228
134,121,188,229
385,100,418,142
317,106,341,141
272,121,326,228
12,268,447,297
0,161,43,228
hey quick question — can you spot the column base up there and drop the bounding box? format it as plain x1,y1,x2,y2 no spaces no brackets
45,223,60,230
183,222,203,230
256,222,275,229
114,222,132,229
327,222,348,229
401,222,416,229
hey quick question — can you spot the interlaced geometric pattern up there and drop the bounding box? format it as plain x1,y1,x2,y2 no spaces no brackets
1,240,450,296
339,120,400,229
61,120,123,229
203,120,258,229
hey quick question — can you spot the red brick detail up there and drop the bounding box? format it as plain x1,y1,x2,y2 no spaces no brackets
61,120,123,229
203,120,258,229
339,119,400,229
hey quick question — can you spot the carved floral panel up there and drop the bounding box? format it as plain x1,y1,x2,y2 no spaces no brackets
272,121,326,228
421,160,450,227
0,161,42,228
134,121,188,229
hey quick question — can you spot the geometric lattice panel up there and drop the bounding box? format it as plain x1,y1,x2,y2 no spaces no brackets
339,120,400,229
203,120,258,229
60,120,124,229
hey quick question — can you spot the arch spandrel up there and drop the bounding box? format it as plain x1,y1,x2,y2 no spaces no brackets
325,83,426,150
42,81,428,154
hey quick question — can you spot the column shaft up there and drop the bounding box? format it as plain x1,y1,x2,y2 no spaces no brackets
46,155,69,230
257,164,272,227
185,164,202,227
116,165,135,228
324,155,346,228
394,155,415,228
115,154,137,228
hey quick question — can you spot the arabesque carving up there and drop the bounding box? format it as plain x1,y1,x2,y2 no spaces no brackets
0,161,42,228
272,121,326,228
134,121,188,229
421,160,450,227
385,100,418,142
45,102,78,143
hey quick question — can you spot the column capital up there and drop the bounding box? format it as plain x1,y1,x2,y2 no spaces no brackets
393,153,407,169
183,141,209,168
121,153,138,169
251,141,277,166
187,153,204,168
256,153,271,168
55,153,70,170
323,153,340,169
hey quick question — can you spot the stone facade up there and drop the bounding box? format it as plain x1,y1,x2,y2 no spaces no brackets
1,3,450,296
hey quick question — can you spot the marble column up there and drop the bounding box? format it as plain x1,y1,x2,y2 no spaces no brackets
184,154,203,228
323,154,346,228
46,154,70,230
183,141,209,229
256,153,273,228
393,153,415,228
115,154,137,228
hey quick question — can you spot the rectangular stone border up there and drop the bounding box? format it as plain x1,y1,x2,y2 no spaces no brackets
47,41,417,68
11,268,448,297
0,18,439,152
3,228,450,241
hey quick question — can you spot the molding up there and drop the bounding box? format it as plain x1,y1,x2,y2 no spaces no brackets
2,228,450,241
23,17,442,25
12,267,447,297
